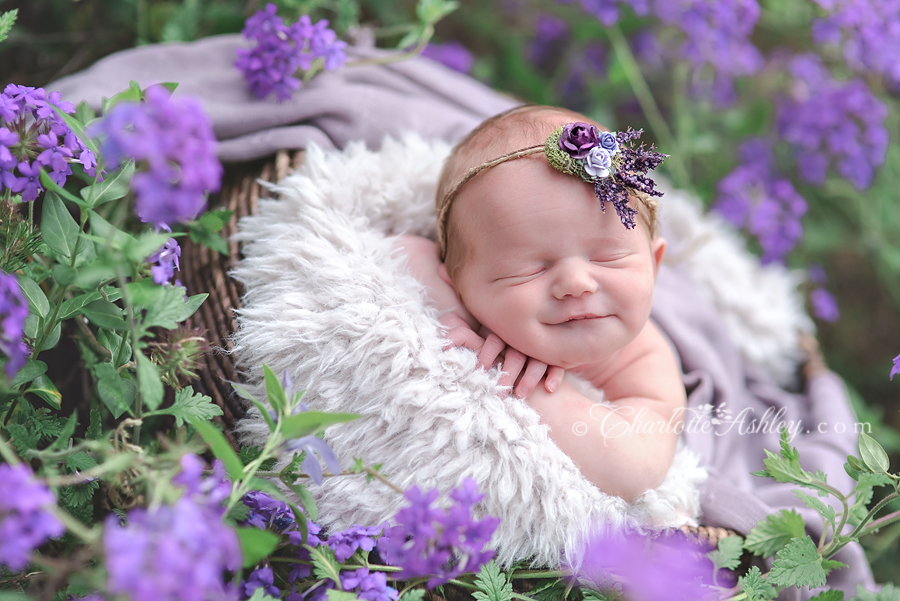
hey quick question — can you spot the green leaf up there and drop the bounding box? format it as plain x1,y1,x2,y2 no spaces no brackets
86,405,103,439
80,160,134,207
738,566,777,601
43,321,61,350
47,411,78,452
58,287,122,320
263,365,288,417
227,502,251,523
177,293,207,322
52,263,76,286
197,209,234,232
189,226,230,256
760,448,811,485
82,298,127,330
0,9,18,44
232,383,276,432
16,276,49,318
26,374,62,408
88,210,135,250
308,545,343,585
811,587,844,599
127,279,189,330
50,104,99,157
135,353,164,411
94,361,136,418
189,417,244,481
126,231,174,265
66,451,98,472
98,329,131,368
279,411,360,440
858,433,890,473
75,101,96,125
325,592,360,601
284,480,319,522
235,526,280,568
6,423,39,453
41,191,81,259
793,489,836,530
40,169,89,207
472,560,512,601
853,582,900,601
707,535,744,572
398,591,426,601
768,536,828,589
744,509,807,557
60,479,98,510
846,455,868,474
396,25,425,50
102,81,142,114
23,313,39,338
10,359,47,388
416,0,458,25
246,588,282,601
145,387,223,427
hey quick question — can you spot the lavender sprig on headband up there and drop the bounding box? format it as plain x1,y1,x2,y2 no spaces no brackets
547,122,667,229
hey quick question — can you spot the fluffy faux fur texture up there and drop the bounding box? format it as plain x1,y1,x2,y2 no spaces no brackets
230,134,810,567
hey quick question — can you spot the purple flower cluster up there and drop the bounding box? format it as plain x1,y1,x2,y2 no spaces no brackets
421,42,474,74
0,272,30,378
92,86,222,229
777,54,888,190
577,530,714,601
104,455,240,601
0,84,95,201
891,354,900,381
0,463,65,571
242,490,297,533
243,566,280,599
714,138,808,264
812,0,900,87
528,13,570,73
340,568,399,601
148,238,182,286
235,3,347,102
328,524,384,562
378,479,499,589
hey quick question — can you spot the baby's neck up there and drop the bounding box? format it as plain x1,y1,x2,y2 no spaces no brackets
569,351,622,389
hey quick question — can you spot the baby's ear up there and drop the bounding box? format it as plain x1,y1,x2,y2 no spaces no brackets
651,237,666,276
438,262,454,288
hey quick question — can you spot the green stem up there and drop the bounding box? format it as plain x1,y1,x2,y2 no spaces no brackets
345,24,434,69
824,492,900,558
53,505,101,544
859,508,900,537
114,264,143,440
0,432,21,465
606,24,690,191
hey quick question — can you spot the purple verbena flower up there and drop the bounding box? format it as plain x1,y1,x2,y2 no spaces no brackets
236,4,347,101
421,42,474,74
243,566,280,599
777,53,887,190
891,354,900,381
91,86,222,229
713,138,808,263
281,434,340,485
378,479,499,589
528,13,569,73
0,84,91,199
242,490,296,533
0,463,65,571
811,0,900,88
0,272,31,378
287,520,324,582
810,288,840,322
577,530,714,601
172,454,232,511
103,497,241,601
340,568,399,601
328,524,384,562
148,238,182,286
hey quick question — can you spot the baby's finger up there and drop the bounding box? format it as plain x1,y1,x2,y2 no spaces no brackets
439,312,470,330
514,359,549,398
444,326,485,352
544,366,565,393
498,348,527,389
477,332,507,369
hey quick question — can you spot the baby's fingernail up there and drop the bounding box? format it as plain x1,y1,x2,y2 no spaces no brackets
547,378,558,393
517,385,531,398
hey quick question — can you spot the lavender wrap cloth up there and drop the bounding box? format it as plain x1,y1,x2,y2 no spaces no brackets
50,34,875,598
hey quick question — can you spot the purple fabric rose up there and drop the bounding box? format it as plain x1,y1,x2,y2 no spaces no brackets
583,146,613,178
598,131,619,154
559,122,601,158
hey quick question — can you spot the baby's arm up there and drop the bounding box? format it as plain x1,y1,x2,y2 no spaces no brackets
524,321,686,502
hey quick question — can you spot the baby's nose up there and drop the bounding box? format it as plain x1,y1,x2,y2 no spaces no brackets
550,259,598,299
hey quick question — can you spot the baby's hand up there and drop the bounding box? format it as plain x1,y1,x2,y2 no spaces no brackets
439,313,564,398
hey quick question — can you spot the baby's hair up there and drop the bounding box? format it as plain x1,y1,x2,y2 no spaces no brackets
437,104,659,281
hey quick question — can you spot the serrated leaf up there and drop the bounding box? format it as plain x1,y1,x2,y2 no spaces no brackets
738,566,776,601
135,353,164,411
41,191,81,258
858,433,890,473
794,489,836,530
308,545,342,585
472,560,512,601
236,526,280,568
853,582,900,601
10,359,47,388
6,422,40,453
768,536,827,589
189,226,229,256
66,451,98,472
197,209,234,232
128,281,188,330
707,535,744,571
86,405,103,439
279,410,360,440
80,160,134,207
145,387,222,427
47,411,78,452
745,509,807,557
325,591,359,601
60,480,98,510
398,590,425,601
94,361,135,418
189,417,244,481
16,275,49,318
0,9,18,44
809,590,844,601
227,502,251,523
762,448,811,485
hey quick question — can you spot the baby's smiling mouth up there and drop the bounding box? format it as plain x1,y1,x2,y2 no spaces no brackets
553,313,607,324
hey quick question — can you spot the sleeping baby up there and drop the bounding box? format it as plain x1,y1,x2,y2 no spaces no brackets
398,104,686,503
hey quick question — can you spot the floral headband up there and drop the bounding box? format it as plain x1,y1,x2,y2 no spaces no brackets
437,122,668,260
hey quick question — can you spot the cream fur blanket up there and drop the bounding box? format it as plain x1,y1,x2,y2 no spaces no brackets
230,134,811,567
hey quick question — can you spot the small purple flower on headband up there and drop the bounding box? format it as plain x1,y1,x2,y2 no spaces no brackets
583,146,613,178
598,131,619,154
559,122,602,159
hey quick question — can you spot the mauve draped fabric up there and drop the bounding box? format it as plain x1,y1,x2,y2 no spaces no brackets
50,34,874,598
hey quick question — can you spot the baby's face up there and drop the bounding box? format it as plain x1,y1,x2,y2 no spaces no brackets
451,156,664,369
